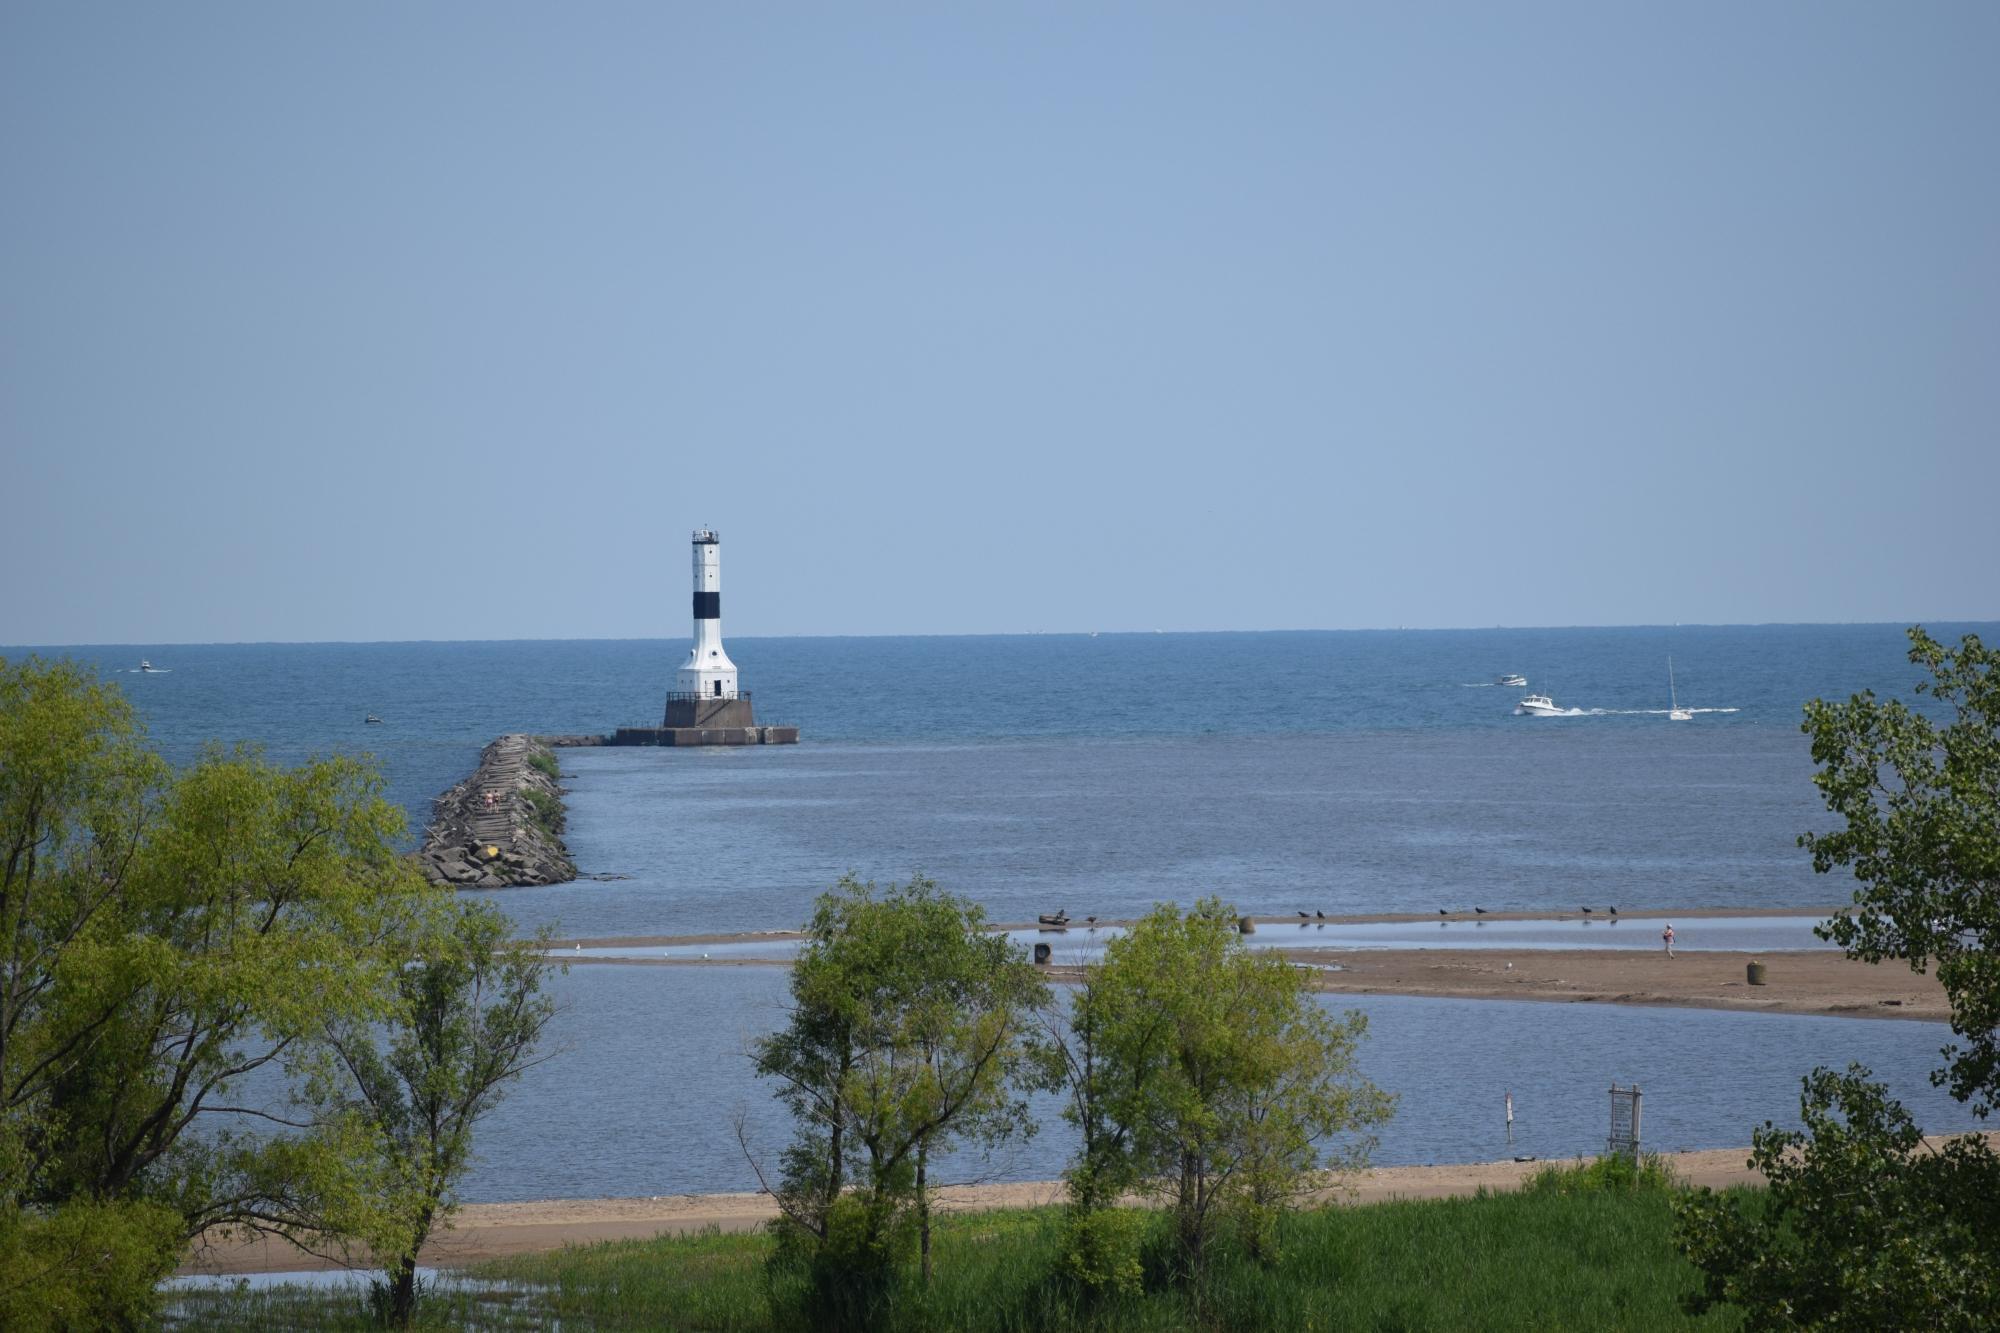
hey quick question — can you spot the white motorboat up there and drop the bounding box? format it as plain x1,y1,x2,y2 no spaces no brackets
1496,674,1528,687
1515,693,1562,716
136,660,169,673
1668,657,1692,721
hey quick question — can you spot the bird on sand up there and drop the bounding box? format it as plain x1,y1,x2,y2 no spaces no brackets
1315,909,1325,919
1085,915,1098,926
1298,910,1311,919
1474,907,1489,915
1609,906,1618,917
1581,907,1594,916
1439,908,1450,917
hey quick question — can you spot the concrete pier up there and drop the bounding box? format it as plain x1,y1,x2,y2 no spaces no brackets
608,724,801,747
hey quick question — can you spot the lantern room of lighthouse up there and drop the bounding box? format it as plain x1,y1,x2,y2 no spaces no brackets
675,529,739,700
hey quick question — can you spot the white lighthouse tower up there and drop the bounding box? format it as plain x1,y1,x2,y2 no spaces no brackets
675,529,739,700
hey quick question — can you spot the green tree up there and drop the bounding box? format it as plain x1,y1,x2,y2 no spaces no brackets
308,900,560,1327
749,874,1048,1324
0,657,439,1326
1676,1066,2000,1330
1800,628,1999,1113
1675,630,2000,1328
1067,898,1393,1281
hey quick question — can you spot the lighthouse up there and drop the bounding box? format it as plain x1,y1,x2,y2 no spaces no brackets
604,527,796,745
675,529,738,700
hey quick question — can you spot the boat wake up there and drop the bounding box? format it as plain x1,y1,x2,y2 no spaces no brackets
1524,705,1740,717
1600,706,1740,716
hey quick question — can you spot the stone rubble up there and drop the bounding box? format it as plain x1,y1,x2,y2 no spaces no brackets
416,734,577,889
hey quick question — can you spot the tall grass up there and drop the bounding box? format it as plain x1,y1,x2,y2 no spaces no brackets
170,1182,1740,1330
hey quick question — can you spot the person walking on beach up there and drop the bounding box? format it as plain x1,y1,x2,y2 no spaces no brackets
1662,922,1676,958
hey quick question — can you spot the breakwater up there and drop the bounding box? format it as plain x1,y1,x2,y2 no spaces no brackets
417,735,577,888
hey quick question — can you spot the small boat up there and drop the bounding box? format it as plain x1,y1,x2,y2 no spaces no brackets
1495,674,1527,688
1668,658,1692,722
135,660,170,673
364,714,384,725
1037,911,1070,928
1515,694,1563,716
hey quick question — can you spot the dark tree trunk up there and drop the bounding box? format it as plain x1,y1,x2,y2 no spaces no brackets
388,1253,418,1328
388,1202,435,1327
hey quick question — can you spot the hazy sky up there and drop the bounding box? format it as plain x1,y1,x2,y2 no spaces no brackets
3,4,1995,644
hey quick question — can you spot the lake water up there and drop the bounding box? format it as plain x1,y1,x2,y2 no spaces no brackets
25,623,1988,936
458,964,1973,1203
12,624,1989,1185
560,914,1833,961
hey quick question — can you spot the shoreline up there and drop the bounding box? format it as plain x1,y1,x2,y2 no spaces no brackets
181,1135,1994,1277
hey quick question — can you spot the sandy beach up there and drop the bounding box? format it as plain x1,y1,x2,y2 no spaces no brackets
184,1133,2000,1277
179,1146,1769,1276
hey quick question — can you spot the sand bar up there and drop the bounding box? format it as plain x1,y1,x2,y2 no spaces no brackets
1288,947,1949,1021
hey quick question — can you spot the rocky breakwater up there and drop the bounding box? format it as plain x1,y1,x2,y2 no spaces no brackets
418,735,577,888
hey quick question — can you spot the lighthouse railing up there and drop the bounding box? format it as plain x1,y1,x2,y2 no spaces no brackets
663,691,751,704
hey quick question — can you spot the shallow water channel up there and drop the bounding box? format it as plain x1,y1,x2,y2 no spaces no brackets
448,963,1968,1203
554,914,1829,963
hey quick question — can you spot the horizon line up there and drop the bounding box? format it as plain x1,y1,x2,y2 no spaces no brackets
6,618,1997,652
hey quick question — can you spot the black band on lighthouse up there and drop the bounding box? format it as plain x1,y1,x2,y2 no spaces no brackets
693,591,720,620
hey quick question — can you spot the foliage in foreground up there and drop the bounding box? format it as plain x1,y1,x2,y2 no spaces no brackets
1676,629,2000,1330
750,875,1050,1327
1048,897,1394,1291
1676,1066,2000,1331
0,656,451,1328
182,1186,1738,1332
307,901,561,1327
1800,627,2000,1115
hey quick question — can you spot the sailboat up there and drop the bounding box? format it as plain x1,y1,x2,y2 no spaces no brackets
1668,657,1692,721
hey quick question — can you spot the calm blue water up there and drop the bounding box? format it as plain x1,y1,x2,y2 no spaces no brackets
461,966,1974,1202
17,623,1990,937
16,624,1990,1184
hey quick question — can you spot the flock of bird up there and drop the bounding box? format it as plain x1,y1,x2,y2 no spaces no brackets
1426,906,1620,919
1043,906,1630,928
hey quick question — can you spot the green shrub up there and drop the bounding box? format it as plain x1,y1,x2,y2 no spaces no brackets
518,786,563,837
1526,1152,1678,1196
0,1198,184,1332
768,1196,914,1331
1054,1205,1146,1300
527,750,560,781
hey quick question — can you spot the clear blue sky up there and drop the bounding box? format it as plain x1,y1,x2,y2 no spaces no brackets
4,3,1994,644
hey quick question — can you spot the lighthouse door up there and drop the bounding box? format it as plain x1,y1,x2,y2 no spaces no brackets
713,680,722,697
